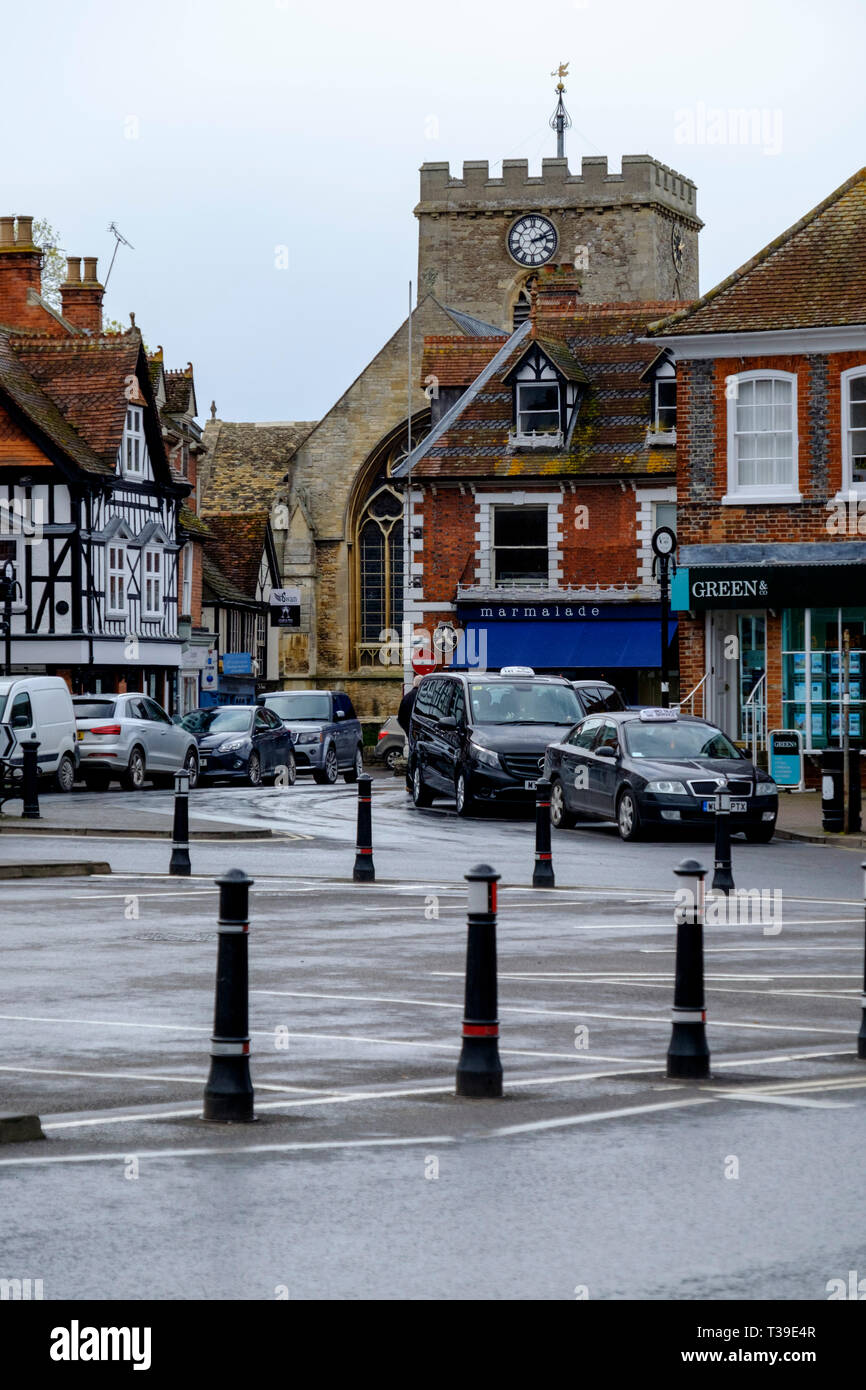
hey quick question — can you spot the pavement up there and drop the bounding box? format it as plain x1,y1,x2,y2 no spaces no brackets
0,776,863,1299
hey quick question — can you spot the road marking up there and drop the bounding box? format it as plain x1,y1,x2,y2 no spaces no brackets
0,1064,332,1095
709,1093,853,1109
486,1097,714,1138
0,1134,459,1168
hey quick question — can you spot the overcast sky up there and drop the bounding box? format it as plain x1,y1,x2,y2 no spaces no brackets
4,0,865,423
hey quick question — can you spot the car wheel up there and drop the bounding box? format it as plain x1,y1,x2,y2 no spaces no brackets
274,751,296,787
455,768,477,817
313,745,339,785
549,777,576,829
184,748,199,790
343,746,364,783
246,752,262,787
411,762,434,807
616,787,642,842
745,823,775,844
54,753,76,794
385,747,400,770
83,771,111,792
121,746,146,792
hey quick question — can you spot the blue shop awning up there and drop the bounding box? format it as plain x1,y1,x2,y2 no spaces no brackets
454,617,677,669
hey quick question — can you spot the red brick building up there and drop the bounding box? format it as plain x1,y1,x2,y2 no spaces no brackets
393,265,686,704
650,167,866,756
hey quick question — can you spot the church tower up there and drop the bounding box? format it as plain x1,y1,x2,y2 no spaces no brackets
415,71,701,330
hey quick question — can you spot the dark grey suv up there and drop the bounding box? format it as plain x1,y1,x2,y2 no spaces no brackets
258,689,364,784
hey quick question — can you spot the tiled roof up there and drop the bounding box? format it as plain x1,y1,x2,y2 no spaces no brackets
440,305,504,337
178,504,210,538
200,420,316,515
0,329,113,474
205,513,268,598
202,551,254,606
7,330,149,471
163,367,194,414
422,336,510,387
410,303,683,480
649,167,866,336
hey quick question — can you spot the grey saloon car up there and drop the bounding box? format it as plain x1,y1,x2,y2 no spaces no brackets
73,693,200,791
258,689,364,783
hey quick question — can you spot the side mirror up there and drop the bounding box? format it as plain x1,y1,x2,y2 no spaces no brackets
11,714,29,729
438,715,457,730
596,745,617,759
335,709,346,720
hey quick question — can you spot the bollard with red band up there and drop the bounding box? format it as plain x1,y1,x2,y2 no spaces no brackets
532,777,555,887
352,773,375,882
203,868,255,1122
858,860,866,1060
169,768,192,877
456,863,503,1098
667,858,710,1080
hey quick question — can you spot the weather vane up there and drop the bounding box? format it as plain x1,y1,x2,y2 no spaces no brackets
549,63,572,157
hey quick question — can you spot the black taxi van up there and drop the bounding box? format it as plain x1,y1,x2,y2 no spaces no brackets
408,667,581,816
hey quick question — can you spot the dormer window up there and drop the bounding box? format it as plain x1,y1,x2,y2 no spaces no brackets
123,406,144,477
654,370,677,431
516,381,560,436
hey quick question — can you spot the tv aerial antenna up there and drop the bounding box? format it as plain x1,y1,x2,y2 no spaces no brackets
104,222,135,288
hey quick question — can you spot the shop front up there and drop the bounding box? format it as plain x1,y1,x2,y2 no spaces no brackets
453,600,678,705
673,544,866,750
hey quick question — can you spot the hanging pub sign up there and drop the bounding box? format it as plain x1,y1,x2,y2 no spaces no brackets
269,587,301,628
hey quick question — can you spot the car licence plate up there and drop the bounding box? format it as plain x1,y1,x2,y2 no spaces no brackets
524,779,537,790
702,797,747,813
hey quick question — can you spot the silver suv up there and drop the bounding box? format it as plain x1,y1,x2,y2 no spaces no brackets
259,689,364,784
73,693,199,791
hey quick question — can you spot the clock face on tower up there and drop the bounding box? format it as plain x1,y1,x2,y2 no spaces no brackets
507,215,558,267
671,224,686,273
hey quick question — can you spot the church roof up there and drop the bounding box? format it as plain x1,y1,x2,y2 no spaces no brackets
649,166,866,336
200,419,315,515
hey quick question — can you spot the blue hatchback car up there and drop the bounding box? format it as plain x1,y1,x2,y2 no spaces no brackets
180,705,296,787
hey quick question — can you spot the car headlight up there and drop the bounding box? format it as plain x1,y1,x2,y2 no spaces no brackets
217,738,248,752
645,779,688,795
756,782,777,796
295,731,323,744
470,742,501,769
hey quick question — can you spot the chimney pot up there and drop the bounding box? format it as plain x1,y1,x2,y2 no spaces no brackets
82,256,98,283
66,257,82,284
0,217,13,248
15,216,34,246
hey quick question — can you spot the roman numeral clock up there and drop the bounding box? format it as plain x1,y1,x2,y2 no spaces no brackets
507,215,558,266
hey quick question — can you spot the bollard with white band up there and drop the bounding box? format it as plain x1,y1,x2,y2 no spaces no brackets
532,777,555,888
667,858,710,1080
203,868,255,1123
456,864,503,1098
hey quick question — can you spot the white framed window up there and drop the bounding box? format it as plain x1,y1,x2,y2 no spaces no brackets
106,544,126,616
181,542,193,616
841,366,866,493
653,362,677,432
724,370,800,504
515,381,560,436
143,549,162,617
653,501,677,534
123,406,144,477
492,505,550,587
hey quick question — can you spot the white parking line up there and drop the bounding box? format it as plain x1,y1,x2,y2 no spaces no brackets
486,1097,714,1138
0,1134,458,1168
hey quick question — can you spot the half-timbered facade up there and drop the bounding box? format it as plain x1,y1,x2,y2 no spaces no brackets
0,217,190,709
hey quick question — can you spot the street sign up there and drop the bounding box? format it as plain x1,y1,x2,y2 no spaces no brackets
269,587,301,629
768,728,804,790
222,652,253,676
412,655,437,677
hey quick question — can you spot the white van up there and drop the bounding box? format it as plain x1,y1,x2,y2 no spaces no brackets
0,676,79,791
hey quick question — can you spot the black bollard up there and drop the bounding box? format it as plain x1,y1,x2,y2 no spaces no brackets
858,860,866,1061
711,783,734,894
203,868,255,1123
667,858,711,1080
352,773,375,882
169,768,191,876
21,738,40,820
532,777,555,888
456,864,503,1098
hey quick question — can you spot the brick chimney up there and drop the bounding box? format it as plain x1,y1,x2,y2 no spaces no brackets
0,215,46,329
61,256,104,334
531,263,583,336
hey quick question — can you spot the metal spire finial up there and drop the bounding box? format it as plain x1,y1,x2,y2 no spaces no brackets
549,63,572,159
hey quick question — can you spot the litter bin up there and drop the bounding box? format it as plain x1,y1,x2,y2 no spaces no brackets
821,748,862,833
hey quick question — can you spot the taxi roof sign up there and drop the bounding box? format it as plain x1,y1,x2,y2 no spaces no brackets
638,707,678,722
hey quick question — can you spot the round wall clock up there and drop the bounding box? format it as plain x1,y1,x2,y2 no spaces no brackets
671,224,686,273
507,215,558,267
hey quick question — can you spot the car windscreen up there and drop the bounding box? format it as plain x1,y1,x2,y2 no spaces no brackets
624,720,742,761
264,693,330,721
73,700,116,720
468,682,581,725
181,709,252,734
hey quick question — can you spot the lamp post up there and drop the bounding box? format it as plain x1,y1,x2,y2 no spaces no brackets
652,526,677,710
0,559,20,677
